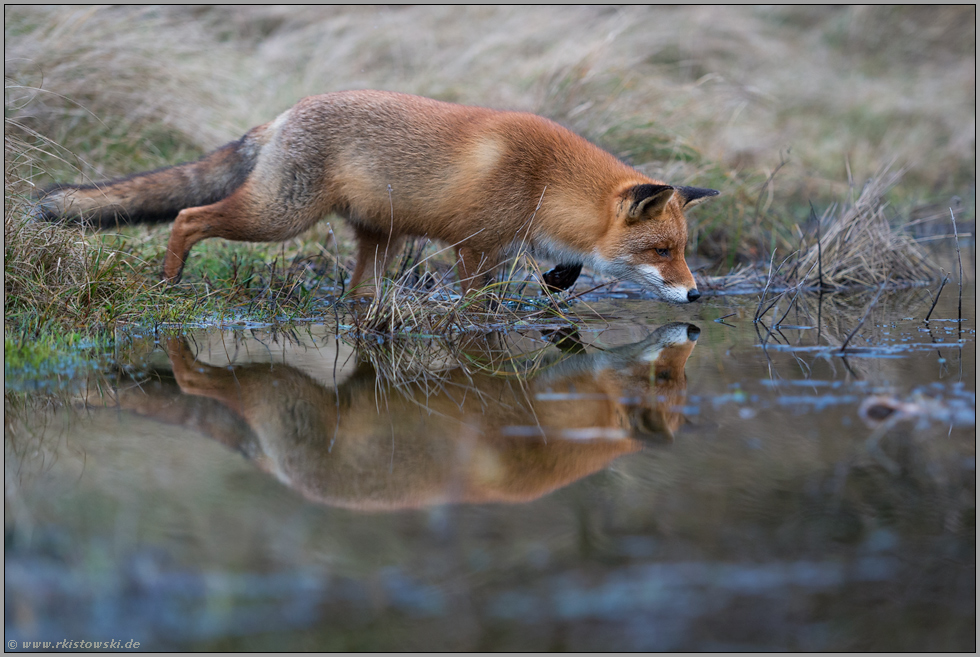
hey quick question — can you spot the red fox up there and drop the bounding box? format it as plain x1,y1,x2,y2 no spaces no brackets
38,90,718,302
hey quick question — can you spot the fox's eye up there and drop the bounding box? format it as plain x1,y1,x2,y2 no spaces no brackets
654,248,670,258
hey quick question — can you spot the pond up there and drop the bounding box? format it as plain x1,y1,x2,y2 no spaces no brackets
4,285,975,651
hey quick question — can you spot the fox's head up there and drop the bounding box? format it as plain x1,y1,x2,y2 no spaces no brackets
603,184,719,303
627,321,700,440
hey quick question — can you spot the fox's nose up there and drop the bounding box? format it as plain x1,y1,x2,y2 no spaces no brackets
687,288,701,302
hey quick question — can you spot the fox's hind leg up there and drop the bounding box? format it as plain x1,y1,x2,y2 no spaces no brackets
347,226,404,297
164,204,224,282
163,183,325,283
162,336,245,413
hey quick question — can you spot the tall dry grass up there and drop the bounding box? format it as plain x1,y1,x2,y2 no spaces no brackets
7,6,972,192
3,5,973,345
3,125,151,338
794,168,936,289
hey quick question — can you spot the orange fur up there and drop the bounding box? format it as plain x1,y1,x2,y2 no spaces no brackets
39,91,719,301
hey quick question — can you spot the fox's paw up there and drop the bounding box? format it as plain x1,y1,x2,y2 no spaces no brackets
161,268,183,284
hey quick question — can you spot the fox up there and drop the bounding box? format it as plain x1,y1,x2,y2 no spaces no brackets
37,90,719,302
98,323,700,510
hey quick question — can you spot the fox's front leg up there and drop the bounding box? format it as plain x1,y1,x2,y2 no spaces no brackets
348,226,404,297
455,246,501,295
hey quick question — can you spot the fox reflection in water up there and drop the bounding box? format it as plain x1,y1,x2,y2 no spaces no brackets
110,322,699,510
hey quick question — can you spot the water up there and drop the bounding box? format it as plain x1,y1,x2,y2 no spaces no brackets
5,286,975,651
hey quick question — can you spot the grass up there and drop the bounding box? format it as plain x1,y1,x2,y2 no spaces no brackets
3,6,974,369
4,124,581,369
700,165,939,296
793,168,935,289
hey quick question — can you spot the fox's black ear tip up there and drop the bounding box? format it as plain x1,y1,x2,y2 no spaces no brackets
687,187,720,197
676,186,720,208
628,183,674,199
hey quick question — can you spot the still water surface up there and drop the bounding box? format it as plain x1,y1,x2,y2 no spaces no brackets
5,288,975,650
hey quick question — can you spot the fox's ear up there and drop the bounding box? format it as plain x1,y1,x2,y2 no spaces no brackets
624,184,674,222
676,186,720,209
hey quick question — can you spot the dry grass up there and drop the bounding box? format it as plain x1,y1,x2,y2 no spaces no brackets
701,168,940,295
5,6,238,178
3,5,973,347
4,172,86,304
794,168,936,289
6,6,973,196
348,326,558,404
345,247,581,337
3,127,151,336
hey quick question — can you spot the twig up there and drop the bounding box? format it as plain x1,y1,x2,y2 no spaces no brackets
950,208,963,328
520,280,613,320
757,290,787,322
774,263,818,328
788,228,805,284
840,276,890,352
754,321,776,365
923,274,949,323
809,201,828,291
839,354,859,381
754,248,778,322
816,288,825,346
755,250,801,323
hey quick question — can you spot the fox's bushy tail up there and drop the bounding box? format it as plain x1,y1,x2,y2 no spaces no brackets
36,133,261,229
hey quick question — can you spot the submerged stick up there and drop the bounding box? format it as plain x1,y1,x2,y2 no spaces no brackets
757,291,786,323
840,276,890,352
923,274,950,323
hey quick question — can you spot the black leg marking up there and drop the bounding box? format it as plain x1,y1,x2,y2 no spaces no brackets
542,263,583,293
541,326,587,354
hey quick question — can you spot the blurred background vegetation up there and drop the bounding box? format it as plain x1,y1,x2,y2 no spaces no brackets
4,6,976,345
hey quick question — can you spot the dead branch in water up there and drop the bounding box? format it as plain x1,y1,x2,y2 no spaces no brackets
923,274,950,323
840,276,890,352
950,207,963,328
